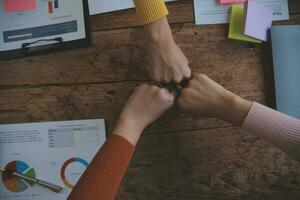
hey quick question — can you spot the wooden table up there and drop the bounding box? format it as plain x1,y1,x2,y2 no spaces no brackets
1,0,300,199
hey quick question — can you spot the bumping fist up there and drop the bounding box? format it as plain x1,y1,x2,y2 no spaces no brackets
146,17,191,83
177,73,232,118
114,84,176,145
148,40,191,83
177,73,252,125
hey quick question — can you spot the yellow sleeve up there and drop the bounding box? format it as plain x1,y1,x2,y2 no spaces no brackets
133,0,169,24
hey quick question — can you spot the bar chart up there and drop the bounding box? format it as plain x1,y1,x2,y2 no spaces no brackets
48,0,59,14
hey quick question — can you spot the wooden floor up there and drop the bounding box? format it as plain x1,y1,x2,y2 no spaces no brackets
1,0,300,199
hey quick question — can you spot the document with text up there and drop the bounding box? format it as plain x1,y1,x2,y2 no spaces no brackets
0,119,106,200
88,0,176,15
194,0,289,25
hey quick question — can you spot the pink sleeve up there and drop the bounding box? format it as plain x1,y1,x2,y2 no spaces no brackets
242,102,300,162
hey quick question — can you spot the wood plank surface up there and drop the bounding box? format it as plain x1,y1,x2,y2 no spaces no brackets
0,0,299,199
1,11,300,86
0,23,278,86
0,80,260,133
118,127,300,200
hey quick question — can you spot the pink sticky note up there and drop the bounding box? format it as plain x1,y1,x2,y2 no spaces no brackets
220,0,247,5
3,0,36,12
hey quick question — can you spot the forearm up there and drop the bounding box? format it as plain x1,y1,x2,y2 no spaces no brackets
217,91,300,161
133,0,173,44
67,134,135,200
145,17,173,44
242,102,300,162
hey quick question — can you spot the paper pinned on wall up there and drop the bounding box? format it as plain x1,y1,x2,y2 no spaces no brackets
88,0,176,15
194,0,289,25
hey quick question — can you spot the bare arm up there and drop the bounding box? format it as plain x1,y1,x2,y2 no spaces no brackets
68,84,176,200
133,0,191,83
178,73,300,162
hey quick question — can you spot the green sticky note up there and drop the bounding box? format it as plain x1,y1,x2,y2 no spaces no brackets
228,5,262,43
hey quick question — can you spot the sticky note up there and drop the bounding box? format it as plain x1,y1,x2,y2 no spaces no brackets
3,0,36,13
220,0,246,5
228,5,261,43
244,0,273,41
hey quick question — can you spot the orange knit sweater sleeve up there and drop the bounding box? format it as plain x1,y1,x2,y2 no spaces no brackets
67,134,135,200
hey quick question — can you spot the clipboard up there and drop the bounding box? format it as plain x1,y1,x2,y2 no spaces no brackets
0,0,90,60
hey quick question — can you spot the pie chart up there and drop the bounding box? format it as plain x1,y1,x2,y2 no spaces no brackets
60,157,88,189
2,160,36,193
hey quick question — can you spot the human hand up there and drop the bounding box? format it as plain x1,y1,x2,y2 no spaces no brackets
113,84,176,145
178,73,252,126
145,17,191,83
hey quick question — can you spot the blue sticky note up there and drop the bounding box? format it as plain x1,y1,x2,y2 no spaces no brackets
271,25,300,119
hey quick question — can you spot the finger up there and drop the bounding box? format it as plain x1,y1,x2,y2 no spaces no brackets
179,77,192,88
183,67,192,79
170,88,179,100
173,74,183,84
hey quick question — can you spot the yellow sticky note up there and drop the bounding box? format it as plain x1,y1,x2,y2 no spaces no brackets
228,5,262,43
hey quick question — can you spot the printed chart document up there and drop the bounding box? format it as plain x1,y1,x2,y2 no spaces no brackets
194,0,289,25
0,0,87,51
0,119,106,200
88,0,176,15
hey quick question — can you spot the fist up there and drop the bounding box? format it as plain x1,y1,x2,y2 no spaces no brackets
146,17,191,83
178,73,233,119
177,73,252,126
148,40,191,83
117,84,176,136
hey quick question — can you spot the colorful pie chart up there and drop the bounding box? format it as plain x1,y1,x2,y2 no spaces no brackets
2,160,36,193
60,157,88,189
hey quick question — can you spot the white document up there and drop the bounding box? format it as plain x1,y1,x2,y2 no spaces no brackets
194,0,289,25
88,0,176,15
0,119,106,200
0,0,87,51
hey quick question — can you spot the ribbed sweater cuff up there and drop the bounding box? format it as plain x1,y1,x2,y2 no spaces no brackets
68,134,135,200
242,102,300,160
134,0,169,24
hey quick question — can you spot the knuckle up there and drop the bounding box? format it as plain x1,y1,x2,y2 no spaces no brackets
201,74,208,79
151,73,162,82
194,73,207,81
164,76,172,83
151,85,160,91
183,70,191,79
173,75,183,83
194,73,202,79
189,79,198,87
141,84,148,89
158,88,169,96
